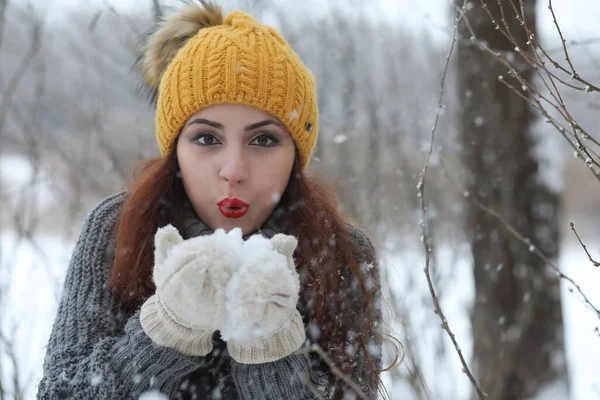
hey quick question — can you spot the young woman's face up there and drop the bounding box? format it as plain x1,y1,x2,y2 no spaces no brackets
177,103,295,235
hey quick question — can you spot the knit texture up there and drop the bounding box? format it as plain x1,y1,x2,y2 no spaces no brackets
36,192,203,399
155,9,319,170
221,232,305,364
141,224,305,362
140,294,215,356
227,309,306,364
140,226,245,357
37,192,382,399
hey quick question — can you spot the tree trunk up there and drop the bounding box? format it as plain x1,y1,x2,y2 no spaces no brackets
365,104,381,230
333,17,362,221
456,1,568,399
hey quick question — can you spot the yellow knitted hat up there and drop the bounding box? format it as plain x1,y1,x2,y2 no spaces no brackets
139,3,318,170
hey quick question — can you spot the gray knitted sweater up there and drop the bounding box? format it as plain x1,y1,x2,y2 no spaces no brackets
37,191,382,399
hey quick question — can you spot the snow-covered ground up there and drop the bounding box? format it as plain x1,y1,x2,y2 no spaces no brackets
379,243,600,400
0,232,68,398
379,244,475,399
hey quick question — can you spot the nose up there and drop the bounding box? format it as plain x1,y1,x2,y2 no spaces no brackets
219,148,248,185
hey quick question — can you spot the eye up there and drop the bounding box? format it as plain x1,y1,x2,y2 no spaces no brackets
192,133,222,146
250,133,279,147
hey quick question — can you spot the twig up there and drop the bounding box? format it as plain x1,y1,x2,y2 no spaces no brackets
0,0,8,62
101,0,141,37
384,265,432,399
298,373,326,400
151,0,162,23
547,37,600,53
0,15,43,135
548,0,577,79
88,10,102,32
569,221,600,267
294,344,369,400
417,2,486,399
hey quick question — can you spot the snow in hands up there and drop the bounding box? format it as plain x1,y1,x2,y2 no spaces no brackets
154,224,300,344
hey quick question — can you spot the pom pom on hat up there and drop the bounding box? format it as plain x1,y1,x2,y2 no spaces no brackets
138,1,223,102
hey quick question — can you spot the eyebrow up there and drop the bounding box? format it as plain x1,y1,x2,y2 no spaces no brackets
245,120,282,131
186,118,223,130
185,118,282,131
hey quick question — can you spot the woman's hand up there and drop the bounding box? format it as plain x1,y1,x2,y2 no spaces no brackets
140,225,244,356
221,233,306,363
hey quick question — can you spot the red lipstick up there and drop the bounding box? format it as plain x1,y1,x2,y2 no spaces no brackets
217,198,250,219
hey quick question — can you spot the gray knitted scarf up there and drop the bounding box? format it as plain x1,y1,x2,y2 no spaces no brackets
180,201,285,240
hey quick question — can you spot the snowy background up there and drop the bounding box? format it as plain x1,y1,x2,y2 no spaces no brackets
1,0,600,399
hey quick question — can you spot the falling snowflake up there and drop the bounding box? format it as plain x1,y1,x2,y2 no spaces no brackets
333,134,347,144
90,372,103,386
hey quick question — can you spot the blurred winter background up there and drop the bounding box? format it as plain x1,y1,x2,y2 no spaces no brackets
1,0,599,399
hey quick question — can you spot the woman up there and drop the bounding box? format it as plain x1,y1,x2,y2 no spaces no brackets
37,2,394,399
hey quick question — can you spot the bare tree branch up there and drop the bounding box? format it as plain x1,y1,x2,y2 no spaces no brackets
102,0,142,37
547,37,600,53
570,221,600,267
547,0,580,81
418,1,487,398
294,344,369,400
298,373,326,400
0,0,8,61
151,0,162,23
0,10,43,137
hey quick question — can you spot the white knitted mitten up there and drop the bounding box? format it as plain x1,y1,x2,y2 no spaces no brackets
221,233,306,364
140,225,243,356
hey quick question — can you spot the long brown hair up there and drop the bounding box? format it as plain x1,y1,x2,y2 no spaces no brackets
110,143,388,398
